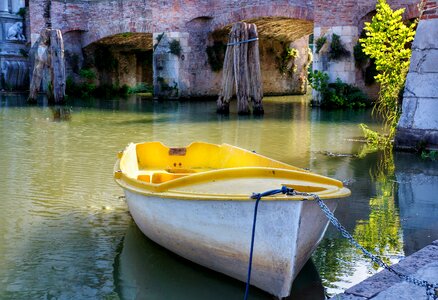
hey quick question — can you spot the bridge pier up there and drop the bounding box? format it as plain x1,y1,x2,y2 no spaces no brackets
153,32,190,99
396,3,438,151
312,25,358,104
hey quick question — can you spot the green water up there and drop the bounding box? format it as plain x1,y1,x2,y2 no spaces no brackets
0,94,437,299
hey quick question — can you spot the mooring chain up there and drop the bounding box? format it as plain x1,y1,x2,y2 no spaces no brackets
290,188,438,300
245,186,438,300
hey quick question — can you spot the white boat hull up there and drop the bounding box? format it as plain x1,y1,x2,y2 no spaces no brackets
124,190,338,298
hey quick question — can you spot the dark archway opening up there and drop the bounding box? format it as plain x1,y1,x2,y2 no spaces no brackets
80,33,154,96
208,17,313,96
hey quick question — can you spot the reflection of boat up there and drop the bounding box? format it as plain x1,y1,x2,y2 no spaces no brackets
114,141,350,298
114,222,325,300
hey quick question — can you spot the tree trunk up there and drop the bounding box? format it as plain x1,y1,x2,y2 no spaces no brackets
247,23,263,115
50,29,66,103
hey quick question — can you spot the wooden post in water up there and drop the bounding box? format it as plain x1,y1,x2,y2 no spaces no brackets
28,29,50,102
248,23,263,115
234,22,251,115
216,27,237,114
217,22,263,115
28,28,66,104
50,30,66,103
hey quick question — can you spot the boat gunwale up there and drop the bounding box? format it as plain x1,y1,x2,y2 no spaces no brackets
114,158,351,201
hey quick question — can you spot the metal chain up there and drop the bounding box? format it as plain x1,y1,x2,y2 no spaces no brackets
287,189,438,300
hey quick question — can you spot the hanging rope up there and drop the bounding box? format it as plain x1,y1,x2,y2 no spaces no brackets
244,186,293,300
244,186,438,300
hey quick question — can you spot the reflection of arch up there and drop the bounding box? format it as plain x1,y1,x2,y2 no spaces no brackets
210,4,313,32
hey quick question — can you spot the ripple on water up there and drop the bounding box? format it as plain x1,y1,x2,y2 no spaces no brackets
2,96,432,299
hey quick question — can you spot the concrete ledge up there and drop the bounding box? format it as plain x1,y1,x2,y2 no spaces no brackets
333,240,438,299
395,128,438,151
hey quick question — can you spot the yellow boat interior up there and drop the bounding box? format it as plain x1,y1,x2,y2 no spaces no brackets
114,141,351,200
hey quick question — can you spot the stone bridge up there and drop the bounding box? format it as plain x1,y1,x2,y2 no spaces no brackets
28,0,420,98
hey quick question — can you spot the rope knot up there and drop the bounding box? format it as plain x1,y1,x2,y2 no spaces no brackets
250,193,262,200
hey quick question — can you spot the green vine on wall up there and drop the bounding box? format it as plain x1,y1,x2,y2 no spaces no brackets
354,39,378,85
277,47,299,77
169,39,182,56
329,34,350,60
315,36,327,54
17,7,26,18
359,0,417,140
206,42,226,72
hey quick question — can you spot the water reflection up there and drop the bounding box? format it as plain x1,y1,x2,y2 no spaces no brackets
0,94,437,299
395,152,438,255
51,106,72,122
114,222,325,300
312,146,438,296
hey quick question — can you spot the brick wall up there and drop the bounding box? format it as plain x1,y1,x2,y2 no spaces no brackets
27,0,425,97
421,0,438,19
314,0,420,27
33,0,423,46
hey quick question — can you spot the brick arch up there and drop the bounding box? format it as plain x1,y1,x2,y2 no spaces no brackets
81,25,155,49
357,2,420,27
210,4,313,32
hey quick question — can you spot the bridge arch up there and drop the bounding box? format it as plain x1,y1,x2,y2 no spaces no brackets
357,2,420,28
186,9,314,97
210,4,313,32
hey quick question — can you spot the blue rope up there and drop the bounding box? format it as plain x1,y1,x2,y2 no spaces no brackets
244,186,293,300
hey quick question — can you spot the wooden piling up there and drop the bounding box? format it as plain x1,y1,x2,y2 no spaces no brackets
216,28,237,114
234,22,251,115
28,29,50,102
28,28,66,104
50,29,66,103
248,24,263,115
217,22,263,115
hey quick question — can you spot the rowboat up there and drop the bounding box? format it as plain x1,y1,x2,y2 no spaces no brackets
114,141,350,298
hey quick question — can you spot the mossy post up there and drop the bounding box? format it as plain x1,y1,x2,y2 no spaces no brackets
217,22,263,115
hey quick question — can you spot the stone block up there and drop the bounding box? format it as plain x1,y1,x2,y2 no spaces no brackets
341,26,358,36
331,294,367,300
371,262,438,300
410,49,438,73
329,61,347,72
314,27,322,37
412,19,438,50
398,97,416,129
412,98,438,130
404,73,438,99
332,71,355,84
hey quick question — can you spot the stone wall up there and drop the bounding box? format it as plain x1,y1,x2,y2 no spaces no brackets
24,0,423,99
180,34,311,97
396,1,438,150
0,0,27,91
312,0,420,102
